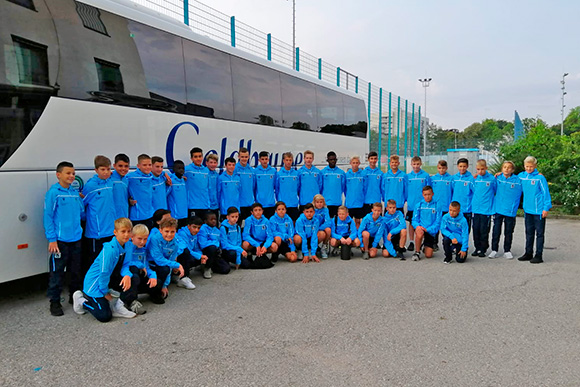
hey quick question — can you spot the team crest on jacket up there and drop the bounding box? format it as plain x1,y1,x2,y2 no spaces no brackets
486,182,490,186
261,225,266,230
464,182,468,186
511,184,514,188
432,209,436,213
531,180,536,185
398,178,402,182
270,176,273,179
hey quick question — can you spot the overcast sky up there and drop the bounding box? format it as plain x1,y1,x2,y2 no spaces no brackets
196,0,580,130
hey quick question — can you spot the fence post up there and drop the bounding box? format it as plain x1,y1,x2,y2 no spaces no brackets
417,106,422,157
355,77,358,94
267,33,272,61
404,99,408,170
230,16,235,47
318,58,322,80
378,88,383,167
387,92,392,159
396,96,401,156
336,67,341,87
411,103,415,157
295,47,299,71
367,82,371,152
184,0,189,25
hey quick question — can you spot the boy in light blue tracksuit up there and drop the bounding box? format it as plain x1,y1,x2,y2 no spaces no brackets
431,160,454,215
151,156,169,211
218,158,241,221
254,151,278,218
298,150,322,209
276,152,300,221
471,160,497,257
451,158,475,232
381,200,407,258
406,156,432,251
411,186,440,260
518,156,552,263
184,147,210,221
206,154,220,217
127,154,154,229
234,147,255,222
73,218,136,322
330,206,360,259
382,155,407,211
269,202,297,262
321,151,346,218
175,218,211,285
490,161,522,259
111,154,130,219
44,161,85,316
362,151,382,214
119,225,162,313
345,156,365,225
198,213,230,275
167,160,188,229
242,203,278,267
358,202,384,259
146,218,183,301
82,155,115,274
220,207,249,269
440,202,469,263
293,203,320,262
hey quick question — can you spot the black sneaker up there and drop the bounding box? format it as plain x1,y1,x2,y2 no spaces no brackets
433,245,439,252
471,250,480,257
397,251,405,260
50,301,64,316
399,246,407,253
271,253,279,263
518,254,532,261
478,251,487,257
530,255,544,264
149,294,165,305
444,258,452,264
408,242,415,252
68,294,73,305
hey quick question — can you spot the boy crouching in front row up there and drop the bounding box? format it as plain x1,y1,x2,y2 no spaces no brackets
72,218,137,322
440,201,469,264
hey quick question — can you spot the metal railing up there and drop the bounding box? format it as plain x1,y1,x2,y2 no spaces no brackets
129,0,425,167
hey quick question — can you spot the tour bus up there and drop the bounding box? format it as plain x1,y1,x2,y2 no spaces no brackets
0,0,368,282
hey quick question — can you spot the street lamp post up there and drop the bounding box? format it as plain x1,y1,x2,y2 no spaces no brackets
418,78,432,158
289,0,296,70
561,73,568,136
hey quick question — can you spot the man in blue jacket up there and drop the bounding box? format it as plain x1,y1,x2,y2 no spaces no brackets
518,156,552,263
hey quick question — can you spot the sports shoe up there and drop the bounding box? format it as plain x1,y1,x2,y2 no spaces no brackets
203,267,212,279
488,251,498,259
320,245,329,259
170,274,180,284
397,251,405,260
530,255,544,264
297,250,303,260
504,251,514,259
478,251,487,257
50,301,64,317
471,250,480,257
72,290,86,315
518,254,532,261
362,251,369,260
408,242,415,252
271,253,279,263
412,252,420,261
149,294,165,304
444,258,451,264
331,247,340,257
433,245,439,252
130,300,146,315
177,276,196,290
111,298,136,319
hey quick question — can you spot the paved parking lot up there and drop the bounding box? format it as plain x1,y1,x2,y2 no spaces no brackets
1,217,579,386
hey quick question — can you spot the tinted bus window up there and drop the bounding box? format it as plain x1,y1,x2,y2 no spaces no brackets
183,39,234,120
128,21,186,112
231,56,282,126
316,85,344,131
343,94,367,137
95,58,124,93
280,73,317,131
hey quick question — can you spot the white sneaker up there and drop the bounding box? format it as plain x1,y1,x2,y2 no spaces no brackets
504,251,514,259
320,244,329,259
203,267,212,279
177,276,196,290
72,290,86,315
412,252,421,261
488,251,498,259
111,298,136,319
130,300,146,315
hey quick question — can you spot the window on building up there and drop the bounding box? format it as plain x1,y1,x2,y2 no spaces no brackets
94,58,124,93
12,36,49,86
6,0,35,10
75,1,108,35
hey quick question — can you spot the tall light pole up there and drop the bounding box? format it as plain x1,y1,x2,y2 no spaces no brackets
289,0,296,70
561,72,568,136
418,78,432,157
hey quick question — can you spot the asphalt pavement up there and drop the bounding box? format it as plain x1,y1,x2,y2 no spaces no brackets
1,217,579,386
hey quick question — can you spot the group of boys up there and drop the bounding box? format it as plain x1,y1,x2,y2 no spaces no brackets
44,147,551,322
